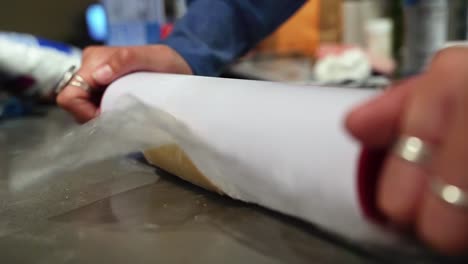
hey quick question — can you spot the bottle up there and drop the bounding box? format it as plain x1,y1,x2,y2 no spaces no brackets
101,0,166,46
402,0,448,76
447,0,467,41
0,32,82,98
366,18,394,59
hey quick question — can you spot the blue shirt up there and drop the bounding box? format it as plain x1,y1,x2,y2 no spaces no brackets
162,0,306,76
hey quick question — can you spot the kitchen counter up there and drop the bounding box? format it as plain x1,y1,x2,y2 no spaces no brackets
0,107,461,263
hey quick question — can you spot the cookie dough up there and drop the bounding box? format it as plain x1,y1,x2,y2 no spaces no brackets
144,144,222,194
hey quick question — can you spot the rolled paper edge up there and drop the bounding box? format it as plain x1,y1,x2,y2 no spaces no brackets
143,144,224,194
144,144,386,222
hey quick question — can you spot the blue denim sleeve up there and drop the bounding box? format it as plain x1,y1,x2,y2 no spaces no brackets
161,0,306,76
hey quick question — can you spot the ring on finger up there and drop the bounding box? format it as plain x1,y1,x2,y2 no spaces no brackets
393,135,433,165
54,65,77,95
431,177,468,210
54,66,91,95
68,74,90,92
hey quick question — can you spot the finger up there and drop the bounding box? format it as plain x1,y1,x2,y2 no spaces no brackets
91,46,155,85
56,47,118,122
56,85,97,123
377,75,453,226
57,60,104,122
80,48,119,89
418,87,468,254
346,48,468,148
91,45,191,86
345,78,418,147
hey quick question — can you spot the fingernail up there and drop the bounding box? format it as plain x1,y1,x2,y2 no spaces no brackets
93,65,113,84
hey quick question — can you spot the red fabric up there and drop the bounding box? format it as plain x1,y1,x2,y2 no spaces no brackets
357,148,388,223
161,24,174,39
4,76,36,95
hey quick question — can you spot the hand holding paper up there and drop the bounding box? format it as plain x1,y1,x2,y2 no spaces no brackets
100,73,402,247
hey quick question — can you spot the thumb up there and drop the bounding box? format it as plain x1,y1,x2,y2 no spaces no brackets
91,45,191,86
91,47,146,85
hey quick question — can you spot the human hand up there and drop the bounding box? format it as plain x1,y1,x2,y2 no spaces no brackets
57,45,192,123
346,47,468,254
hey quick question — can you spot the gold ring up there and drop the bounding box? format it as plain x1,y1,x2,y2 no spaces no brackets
54,66,90,95
393,136,432,165
68,74,90,92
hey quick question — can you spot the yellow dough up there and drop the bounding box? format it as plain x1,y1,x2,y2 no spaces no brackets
143,145,223,194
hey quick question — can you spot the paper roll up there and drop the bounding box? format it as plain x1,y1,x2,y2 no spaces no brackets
100,73,399,245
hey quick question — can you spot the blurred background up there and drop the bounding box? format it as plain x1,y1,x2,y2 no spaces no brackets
0,0,95,45
1,0,468,114
2,1,468,80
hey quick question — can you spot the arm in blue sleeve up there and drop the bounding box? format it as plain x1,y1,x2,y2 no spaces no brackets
161,0,306,76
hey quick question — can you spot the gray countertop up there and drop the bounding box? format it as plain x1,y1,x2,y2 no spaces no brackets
0,107,462,263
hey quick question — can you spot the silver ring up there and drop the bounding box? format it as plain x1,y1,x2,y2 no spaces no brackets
54,66,90,95
54,65,77,95
431,177,468,209
393,136,432,165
